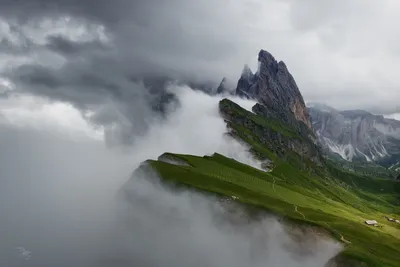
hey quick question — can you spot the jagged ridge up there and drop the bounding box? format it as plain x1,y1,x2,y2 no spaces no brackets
309,103,400,167
236,50,312,133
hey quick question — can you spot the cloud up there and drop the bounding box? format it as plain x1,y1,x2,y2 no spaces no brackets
385,113,400,121
0,93,103,140
0,0,399,114
127,85,261,169
0,84,342,266
45,35,108,55
0,125,135,267
115,169,342,267
0,129,342,266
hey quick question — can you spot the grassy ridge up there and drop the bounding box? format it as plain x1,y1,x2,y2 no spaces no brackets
148,153,400,267
137,99,400,266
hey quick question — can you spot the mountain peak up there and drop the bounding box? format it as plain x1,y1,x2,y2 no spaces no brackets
241,64,253,78
236,49,313,132
307,103,339,114
216,77,228,94
258,49,278,71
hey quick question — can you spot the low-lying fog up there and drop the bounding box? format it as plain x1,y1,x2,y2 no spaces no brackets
0,86,342,266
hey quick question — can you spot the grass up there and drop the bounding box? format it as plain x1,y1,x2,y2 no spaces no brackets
219,98,302,139
136,98,400,266
148,152,400,267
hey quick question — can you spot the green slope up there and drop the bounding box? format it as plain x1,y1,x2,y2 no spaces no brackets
135,99,400,266
146,153,400,267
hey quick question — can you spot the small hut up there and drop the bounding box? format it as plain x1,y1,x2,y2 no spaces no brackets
365,220,378,226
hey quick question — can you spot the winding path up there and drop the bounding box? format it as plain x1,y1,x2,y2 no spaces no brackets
272,176,352,245
272,177,306,220
339,234,352,244
293,204,306,219
324,222,352,245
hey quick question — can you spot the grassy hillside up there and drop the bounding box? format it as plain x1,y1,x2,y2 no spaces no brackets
135,99,400,266
146,153,400,266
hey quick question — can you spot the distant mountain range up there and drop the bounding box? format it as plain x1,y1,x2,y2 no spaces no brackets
308,103,400,169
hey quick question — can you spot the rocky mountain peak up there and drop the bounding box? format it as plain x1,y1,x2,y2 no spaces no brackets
241,64,253,78
236,49,313,132
216,77,228,94
258,50,278,73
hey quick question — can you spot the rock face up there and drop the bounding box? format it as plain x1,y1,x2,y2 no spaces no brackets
309,103,400,166
219,99,324,167
236,50,312,132
216,77,228,94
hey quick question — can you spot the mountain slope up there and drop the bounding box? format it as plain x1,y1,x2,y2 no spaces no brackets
124,50,400,266
127,150,400,266
219,99,323,168
309,103,400,168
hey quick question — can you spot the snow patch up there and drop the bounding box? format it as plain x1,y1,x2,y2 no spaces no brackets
323,137,356,161
389,162,400,171
356,148,372,162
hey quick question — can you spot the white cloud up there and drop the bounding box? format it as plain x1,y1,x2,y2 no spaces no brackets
0,80,344,266
385,113,400,121
0,94,103,140
126,85,260,169
1,0,400,114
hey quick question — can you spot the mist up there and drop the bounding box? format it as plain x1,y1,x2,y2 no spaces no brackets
128,85,261,169
0,86,342,266
115,169,342,267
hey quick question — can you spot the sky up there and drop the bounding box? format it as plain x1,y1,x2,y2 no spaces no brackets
1,1,387,264
0,0,400,122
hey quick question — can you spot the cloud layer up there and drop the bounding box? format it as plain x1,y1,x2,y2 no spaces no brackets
1,0,400,119
0,84,342,266
116,169,342,267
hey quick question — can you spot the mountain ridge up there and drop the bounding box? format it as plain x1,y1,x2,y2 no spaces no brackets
309,103,400,168
124,49,400,267
236,50,313,133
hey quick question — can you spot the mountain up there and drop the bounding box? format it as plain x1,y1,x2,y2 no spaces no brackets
236,50,313,133
216,77,228,94
123,49,400,267
231,50,323,166
309,103,400,167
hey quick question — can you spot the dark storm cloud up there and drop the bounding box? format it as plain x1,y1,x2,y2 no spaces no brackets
5,54,163,145
0,22,36,54
1,0,400,119
45,35,108,55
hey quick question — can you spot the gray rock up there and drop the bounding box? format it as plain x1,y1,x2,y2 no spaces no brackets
309,103,400,165
216,77,228,94
219,99,324,167
235,50,312,132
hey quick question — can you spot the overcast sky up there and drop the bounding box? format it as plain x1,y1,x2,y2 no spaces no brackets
0,0,400,118
0,2,395,264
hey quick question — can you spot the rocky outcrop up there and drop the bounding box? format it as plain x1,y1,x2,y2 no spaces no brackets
216,77,228,94
236,50,312,132
309,103,400,165
219,99,323,167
